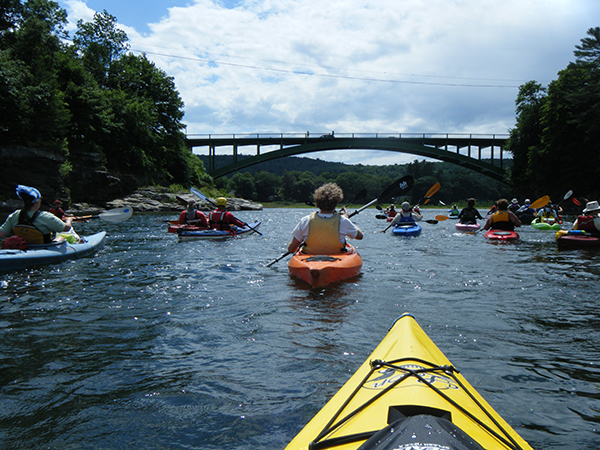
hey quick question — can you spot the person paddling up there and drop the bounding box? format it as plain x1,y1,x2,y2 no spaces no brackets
458,198,483,224
0,185,77,245
536,201,560,223
573,201,600,235
178,201,208,227
208,197,245,230
49,200,68,220
384,204,397,219
390,201,422,227
483,198,522,231
287,183,363,255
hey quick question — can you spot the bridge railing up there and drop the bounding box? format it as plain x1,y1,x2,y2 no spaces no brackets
185,132,509,141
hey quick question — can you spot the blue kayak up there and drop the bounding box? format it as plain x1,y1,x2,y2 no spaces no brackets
392,223,422,236
0,232,107,272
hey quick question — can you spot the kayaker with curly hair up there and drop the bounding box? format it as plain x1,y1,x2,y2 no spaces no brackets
483,198,522,231
287,183,363,255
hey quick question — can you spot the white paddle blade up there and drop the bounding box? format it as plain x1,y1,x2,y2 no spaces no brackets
99,207,133,223
191,187,208,201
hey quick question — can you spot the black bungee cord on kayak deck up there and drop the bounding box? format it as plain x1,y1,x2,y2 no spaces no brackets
308,357,527,450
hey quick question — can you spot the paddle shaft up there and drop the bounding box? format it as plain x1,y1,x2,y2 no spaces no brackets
348,175,414,218
381,181,438,232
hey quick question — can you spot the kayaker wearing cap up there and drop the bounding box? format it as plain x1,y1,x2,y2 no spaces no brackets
49,200,68,220
287,183,363,255
508,198,520,212
484,198,522,231
516,198,535,223
573,201,600,235
178,201,208,227
208,197,245,230
0,185,74,244
458,198,483,224
390,201,422,227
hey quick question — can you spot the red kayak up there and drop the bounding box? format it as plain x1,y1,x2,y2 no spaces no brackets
484,229,519,241
167,220,206,234
288,245,362,288
556,230,600,249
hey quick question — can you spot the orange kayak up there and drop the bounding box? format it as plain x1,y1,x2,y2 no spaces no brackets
288,245,362,288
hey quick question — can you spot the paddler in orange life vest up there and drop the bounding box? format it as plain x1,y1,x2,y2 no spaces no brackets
287,183,363,255
573,200,600,235
483,198,522,231
209,197,245,230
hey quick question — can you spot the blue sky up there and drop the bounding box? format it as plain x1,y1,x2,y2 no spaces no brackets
56,0,600,166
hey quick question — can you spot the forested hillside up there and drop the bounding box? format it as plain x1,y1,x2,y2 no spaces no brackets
202,155,512,205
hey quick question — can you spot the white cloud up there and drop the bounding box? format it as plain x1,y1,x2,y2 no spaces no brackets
60,0,600,165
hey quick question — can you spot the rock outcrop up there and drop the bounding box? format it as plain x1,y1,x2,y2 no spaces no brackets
0,146,261,214
102,187,262,213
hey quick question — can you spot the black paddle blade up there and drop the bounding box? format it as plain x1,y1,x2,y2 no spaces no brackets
380,175,414,200
350,188,368,203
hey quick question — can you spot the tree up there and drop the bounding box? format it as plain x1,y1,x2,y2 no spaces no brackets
73,10,128,87
1,0,70,147
506,81,547,196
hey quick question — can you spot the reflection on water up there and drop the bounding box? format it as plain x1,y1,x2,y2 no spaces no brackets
0,209,599,449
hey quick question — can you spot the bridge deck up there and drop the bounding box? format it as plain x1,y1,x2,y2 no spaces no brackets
184,133,509,182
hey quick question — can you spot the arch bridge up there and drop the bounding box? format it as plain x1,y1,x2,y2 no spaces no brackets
185,132,510,183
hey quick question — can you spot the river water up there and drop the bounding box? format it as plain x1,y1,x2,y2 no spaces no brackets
0,208,599,449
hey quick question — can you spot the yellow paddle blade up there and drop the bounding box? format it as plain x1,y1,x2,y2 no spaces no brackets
529,195,550,209
425,182,441,198
435,215,450,221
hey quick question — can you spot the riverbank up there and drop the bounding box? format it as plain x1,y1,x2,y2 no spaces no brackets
0,186,263,215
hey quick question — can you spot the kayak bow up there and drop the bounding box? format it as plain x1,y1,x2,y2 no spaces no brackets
285,313,533,450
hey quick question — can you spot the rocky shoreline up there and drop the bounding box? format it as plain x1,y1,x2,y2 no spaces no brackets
0,186,263,215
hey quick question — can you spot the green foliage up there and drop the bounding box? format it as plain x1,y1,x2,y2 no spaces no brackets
217,157,509,204
73,10,129,86
508,27,600,201
59,159,72,178
0,0,211,196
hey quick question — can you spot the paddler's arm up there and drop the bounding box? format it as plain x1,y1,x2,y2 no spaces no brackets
62,216,73,232
483,215,493,230
287,237,302,253
509,212,522,227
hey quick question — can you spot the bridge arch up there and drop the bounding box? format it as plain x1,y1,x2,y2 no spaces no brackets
185,133,509,183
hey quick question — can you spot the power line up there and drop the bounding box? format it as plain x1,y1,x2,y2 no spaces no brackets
130,48,522,88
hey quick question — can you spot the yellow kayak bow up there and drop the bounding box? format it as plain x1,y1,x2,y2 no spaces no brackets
285,313,534,450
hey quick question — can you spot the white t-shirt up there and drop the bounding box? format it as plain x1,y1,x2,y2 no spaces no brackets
291,212,360,244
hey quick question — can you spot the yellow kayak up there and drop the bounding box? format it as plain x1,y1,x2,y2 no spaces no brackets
285,313,533,450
